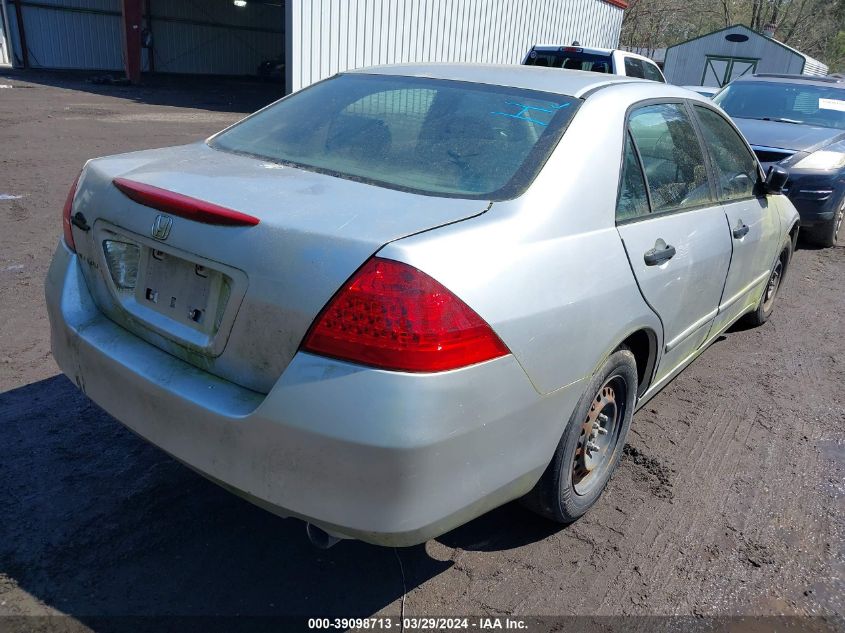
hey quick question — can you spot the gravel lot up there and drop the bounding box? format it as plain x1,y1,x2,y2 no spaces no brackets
0,70,842,630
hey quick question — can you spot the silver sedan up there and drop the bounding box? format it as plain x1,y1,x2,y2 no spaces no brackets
46,65,799,547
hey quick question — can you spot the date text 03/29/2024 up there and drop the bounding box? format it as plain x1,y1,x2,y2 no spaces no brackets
307,617,529,630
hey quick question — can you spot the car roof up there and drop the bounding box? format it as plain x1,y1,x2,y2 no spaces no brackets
345,63,643,98
732,73,845,89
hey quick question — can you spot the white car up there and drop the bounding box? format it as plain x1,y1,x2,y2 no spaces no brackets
524,45,666,83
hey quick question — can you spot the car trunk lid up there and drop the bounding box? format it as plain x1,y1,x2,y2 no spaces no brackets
70,143,491,393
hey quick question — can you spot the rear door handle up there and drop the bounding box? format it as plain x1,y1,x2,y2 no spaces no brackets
733,222,750,239
643,240,677,266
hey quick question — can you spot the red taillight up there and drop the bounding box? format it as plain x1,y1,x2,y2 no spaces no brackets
62,172,81,251
302,258,510,372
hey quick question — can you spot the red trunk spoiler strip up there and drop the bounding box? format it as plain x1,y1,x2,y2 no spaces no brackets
113,178,260,226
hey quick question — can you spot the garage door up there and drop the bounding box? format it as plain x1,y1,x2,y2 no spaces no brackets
702,56,758,88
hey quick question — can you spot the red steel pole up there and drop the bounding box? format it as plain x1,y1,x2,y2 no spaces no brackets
121,0,142,84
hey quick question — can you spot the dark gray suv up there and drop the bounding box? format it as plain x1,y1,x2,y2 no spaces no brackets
714,74,845,247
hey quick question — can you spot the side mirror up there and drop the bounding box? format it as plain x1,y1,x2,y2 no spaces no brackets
764,165,789,194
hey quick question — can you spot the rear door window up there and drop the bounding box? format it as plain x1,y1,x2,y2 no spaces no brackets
617,132,651,221
642,62,665,83
628,103,712,213
693,106,759,201
624,57,646,79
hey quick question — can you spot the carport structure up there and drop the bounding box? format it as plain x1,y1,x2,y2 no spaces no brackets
4,0,628,93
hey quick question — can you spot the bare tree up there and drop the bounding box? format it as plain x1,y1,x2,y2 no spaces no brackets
621,0,845,67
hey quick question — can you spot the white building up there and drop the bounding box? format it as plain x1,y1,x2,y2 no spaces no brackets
1,0,627,91
663,24,828,88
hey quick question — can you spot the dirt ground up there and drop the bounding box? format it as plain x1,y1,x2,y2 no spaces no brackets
0,70,842,630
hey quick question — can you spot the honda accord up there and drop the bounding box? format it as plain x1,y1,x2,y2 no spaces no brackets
47,65,799,546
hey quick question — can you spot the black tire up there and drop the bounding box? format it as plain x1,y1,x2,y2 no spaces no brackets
804,194,844,248
743,238,792,327
804,214,843,248
522,347,637,523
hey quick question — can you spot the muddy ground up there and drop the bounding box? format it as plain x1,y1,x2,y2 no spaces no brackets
0,70,842,630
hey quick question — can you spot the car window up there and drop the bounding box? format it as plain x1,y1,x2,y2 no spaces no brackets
343,88,437,149
714,81,845,130
525,49,612,73
211,74,579,199
642,62,665,83
624,57,645,79
617,132,651,221
694,106,759,201
628,103,712,213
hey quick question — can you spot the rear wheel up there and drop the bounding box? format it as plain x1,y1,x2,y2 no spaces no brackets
523,348,637,523
743,239,792,327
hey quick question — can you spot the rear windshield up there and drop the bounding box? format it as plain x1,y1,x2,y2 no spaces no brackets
524,49,612,74
210,74,579,199
714,81,845,130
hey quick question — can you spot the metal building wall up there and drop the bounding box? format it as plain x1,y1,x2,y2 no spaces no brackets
5,0,283,75
802,55,829,77
6,0,123,70
285,0,625,93
146,0,282,75
663,25,828,86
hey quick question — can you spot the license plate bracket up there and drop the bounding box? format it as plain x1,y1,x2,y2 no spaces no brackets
138,247,227,334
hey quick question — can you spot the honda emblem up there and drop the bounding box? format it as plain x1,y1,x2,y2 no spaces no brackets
151,214,173,241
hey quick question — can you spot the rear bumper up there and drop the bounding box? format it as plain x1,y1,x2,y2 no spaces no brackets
46,243,581,546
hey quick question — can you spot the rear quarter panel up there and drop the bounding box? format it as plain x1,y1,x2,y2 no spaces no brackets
381,85,663,395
